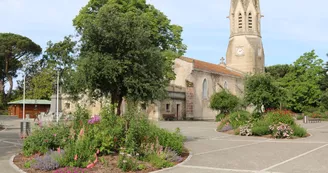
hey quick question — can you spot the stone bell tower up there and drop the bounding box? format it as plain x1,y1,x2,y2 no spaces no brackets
226,0,265,74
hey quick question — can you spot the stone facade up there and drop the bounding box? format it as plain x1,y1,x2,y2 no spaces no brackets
153,0,265,121
158,58,244,120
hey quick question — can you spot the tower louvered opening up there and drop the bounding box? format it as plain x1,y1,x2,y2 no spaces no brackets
248,12,252,29
238,13,243,28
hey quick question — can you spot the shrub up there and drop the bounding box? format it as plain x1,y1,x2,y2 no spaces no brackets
217,116,233,132
292,124,307,137
124,109,184,155
210,90,240,114
229,111,251,129
251,120,271,136
144,153,174,169
239,124,252,136
118,149,138,172
296,114,304,120
264,110,295,126
269,123,293,139
32,150,64,171
23,123,70,156
215,113,226,122
59,136,97,168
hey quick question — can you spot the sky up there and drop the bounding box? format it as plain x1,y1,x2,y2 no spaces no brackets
0,0,327,74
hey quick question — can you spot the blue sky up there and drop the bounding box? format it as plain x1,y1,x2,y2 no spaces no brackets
0,0,327,68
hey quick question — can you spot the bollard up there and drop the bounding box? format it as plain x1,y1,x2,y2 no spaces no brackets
20,120,31,138
303,115,307,124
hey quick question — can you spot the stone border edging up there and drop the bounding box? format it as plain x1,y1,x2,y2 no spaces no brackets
10,151,193,173
10,154,26,173
150,151,193,173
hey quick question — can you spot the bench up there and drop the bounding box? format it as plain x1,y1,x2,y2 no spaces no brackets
308,118,321,123
162,114,176,121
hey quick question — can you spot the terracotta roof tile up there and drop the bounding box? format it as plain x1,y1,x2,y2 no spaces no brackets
179,56,243,77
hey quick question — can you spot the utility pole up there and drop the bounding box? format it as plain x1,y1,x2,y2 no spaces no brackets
23,74,25,120
56,70,59,123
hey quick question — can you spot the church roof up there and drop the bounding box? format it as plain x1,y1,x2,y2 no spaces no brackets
179,56,243,77
231,0,258,11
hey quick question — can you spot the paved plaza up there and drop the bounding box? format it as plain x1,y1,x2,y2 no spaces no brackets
1,116,328,173
0,116,23,173
158,121,328,173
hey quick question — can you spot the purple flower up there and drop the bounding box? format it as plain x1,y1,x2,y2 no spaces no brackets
88,115,101,124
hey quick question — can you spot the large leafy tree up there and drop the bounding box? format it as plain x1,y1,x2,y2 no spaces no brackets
0,33,42,101
13,36,77,100
281,50,324,112
210,90,240,114
70,0,186,115
244,73,284,113
265,64,291,79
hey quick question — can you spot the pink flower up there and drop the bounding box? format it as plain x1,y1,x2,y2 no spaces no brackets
57,147,61,153
53,134,57,137
79,128,84,137
74,154,78,161
86,163,95,169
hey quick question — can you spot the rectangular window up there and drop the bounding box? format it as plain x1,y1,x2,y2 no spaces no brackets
166,104,170,112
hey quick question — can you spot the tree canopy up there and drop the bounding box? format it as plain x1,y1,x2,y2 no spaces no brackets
0,33,42,102
69,0,186,114
280,50,324,112
210,90,240,114
244,73,284,113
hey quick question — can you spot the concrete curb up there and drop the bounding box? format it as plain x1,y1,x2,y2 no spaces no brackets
150,151,193,173
9,154,26,173
9,151,192,173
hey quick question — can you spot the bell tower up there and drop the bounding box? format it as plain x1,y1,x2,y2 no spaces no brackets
226,0,265,74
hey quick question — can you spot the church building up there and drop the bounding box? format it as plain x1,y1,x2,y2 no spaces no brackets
147,0,265,121
60,0,265,121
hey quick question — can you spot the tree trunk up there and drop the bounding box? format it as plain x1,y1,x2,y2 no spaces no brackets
7,76,13,100
4,56,9,102
0,80,4,104
110,96,116,114
116,97,123,116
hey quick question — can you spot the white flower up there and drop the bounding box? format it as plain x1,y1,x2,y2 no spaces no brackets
123,160,127,163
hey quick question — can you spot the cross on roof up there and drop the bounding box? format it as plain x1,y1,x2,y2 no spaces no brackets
220,57,225,64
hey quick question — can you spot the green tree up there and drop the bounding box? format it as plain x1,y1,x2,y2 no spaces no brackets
210,90,240,114
0,33,42,101
70,0,186,115
13,36,77,101
282,50,324,112
244,73,284,113
26,68,55,100
265,64,291,79
319,61,328,91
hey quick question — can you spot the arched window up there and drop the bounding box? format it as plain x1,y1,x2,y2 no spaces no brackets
248,12,252,29
224,81,228,89
238,13,243,29
202,79,208,99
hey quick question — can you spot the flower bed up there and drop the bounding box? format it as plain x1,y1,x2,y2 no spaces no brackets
14,106,188,173
217,109,309,139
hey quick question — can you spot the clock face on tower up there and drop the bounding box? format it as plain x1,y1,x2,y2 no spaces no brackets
236,47,244,56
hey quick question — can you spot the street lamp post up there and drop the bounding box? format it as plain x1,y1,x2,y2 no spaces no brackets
56,70,59,123
23,74,26,120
